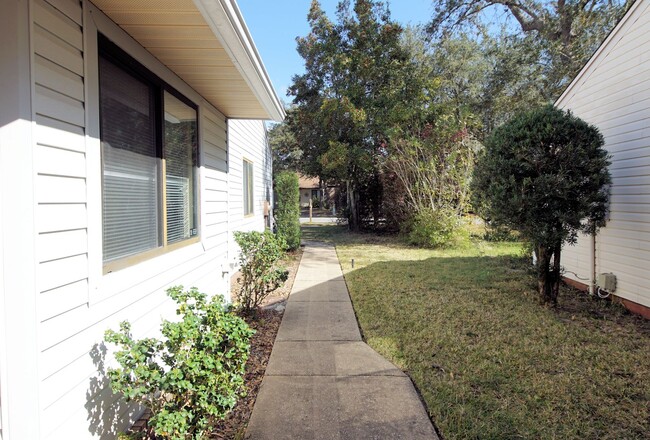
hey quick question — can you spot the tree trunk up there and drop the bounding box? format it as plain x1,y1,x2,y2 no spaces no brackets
536,243,562,305
347,181,360,232
550,242,562,304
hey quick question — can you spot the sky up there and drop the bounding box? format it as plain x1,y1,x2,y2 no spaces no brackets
237,0,434,105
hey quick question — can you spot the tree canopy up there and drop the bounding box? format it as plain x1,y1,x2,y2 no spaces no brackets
429,0,631,100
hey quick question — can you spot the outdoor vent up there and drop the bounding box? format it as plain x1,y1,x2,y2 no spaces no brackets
597,273,617,292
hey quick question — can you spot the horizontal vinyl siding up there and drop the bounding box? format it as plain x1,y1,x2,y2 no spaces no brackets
32,1,233,438
199,105,230,296
227,120,272,271
32,0,88,329
558,0,650,308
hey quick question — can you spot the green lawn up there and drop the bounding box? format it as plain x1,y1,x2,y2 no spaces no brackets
303,225,650,440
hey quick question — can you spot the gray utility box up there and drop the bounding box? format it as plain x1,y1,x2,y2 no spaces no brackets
597,273,617,292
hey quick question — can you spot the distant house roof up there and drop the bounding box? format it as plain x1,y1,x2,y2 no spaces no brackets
298,175,319,189
91,0,285,121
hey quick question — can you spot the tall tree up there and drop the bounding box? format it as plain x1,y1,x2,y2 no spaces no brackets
430,0,631,99
289,0,424,230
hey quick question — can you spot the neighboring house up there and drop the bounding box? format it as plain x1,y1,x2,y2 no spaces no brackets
556,0,650,318
298,174,340,213
0,0,284,439
299,175,321,208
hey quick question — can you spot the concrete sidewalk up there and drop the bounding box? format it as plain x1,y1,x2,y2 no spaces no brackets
245,242,438,440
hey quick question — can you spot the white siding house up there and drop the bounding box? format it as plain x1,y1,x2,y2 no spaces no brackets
557,0,650,318
0,0,284,439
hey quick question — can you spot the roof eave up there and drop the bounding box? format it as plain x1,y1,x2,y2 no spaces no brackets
193,0,285,122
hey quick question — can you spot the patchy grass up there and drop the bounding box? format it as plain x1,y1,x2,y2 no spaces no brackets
305,225,650,440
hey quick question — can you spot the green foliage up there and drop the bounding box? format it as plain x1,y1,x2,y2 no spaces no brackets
104,287,253,440
274,171,301,250
429,0,630,101
483,223,520,242
289,0,432,230
268,116,302,175
234,231,288,313
472,105,611,303
406,207,470,249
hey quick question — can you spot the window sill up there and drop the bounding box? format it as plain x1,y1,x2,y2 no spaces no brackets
103,236,201,275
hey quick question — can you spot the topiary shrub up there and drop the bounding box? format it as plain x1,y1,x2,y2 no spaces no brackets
472,105,611,304
406,207,470,249
234,230,288,313
274,171,301,250
104,287,253,440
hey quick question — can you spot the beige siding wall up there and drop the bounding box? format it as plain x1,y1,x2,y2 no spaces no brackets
557,0,650,308
28,0,234,438
227,119,273,272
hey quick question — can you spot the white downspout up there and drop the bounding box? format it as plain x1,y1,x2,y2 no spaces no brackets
589,233,596,295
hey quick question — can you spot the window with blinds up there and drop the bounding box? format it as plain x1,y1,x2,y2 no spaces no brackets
99,37,198,268
243,159,254,216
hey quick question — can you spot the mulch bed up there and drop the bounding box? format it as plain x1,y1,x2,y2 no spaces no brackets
209,308,284,439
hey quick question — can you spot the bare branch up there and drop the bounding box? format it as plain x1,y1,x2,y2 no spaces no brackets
502,1,545,32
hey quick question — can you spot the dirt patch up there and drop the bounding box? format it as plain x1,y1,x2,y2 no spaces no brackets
556,284,650,336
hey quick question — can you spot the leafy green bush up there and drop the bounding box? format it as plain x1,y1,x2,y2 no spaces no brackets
104,287,253,440
274,171,301,250
406,208,469,248
234,230,288,313
483,223,520,242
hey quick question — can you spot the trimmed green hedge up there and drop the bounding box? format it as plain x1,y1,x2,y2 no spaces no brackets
275,171,301,250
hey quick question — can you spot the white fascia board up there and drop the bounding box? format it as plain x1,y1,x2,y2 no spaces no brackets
556,0,646,107
193,0,286,122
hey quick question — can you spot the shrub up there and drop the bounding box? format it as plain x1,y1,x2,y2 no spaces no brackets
406,207,469,249
234,230,288,313
275,171,301,250
483,223,520,242
104,287,253,440
472,105,610,304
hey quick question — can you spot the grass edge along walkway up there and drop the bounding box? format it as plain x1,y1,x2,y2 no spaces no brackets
303,225,650,440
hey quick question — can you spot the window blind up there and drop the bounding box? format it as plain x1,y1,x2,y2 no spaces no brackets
164,91,198,244
99,56,160,262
